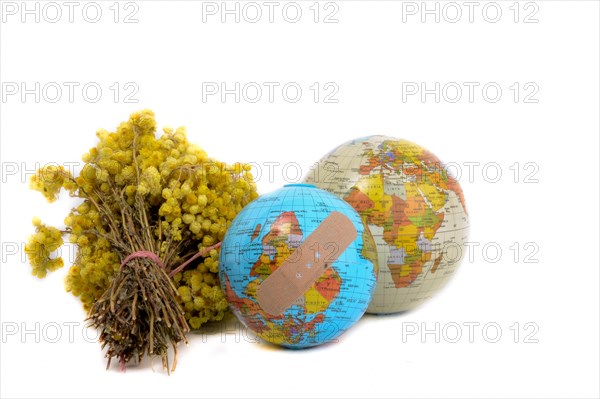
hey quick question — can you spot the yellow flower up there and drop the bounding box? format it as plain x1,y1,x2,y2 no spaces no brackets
27,110,259,330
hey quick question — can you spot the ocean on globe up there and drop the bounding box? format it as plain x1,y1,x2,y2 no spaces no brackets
219,183,378,348
304,136,469,314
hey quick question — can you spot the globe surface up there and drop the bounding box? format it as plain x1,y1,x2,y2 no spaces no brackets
219,183,378,348
304,136,469,313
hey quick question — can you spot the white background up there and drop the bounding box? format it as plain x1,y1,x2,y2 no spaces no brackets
0,1,599,398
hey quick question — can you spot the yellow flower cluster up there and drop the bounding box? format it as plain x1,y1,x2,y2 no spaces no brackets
29,165,76,202
174,246,229,329
28,110,258,328
25,217,64,278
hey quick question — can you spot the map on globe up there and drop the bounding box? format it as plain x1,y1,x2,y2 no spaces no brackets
219,184,378,347
304,136,470,313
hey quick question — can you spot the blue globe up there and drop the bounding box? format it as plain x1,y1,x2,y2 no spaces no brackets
219,183,378,348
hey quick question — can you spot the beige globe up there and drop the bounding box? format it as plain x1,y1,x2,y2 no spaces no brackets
304,136,469,313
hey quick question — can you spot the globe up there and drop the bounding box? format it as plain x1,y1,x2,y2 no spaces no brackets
304,136,469,314
219,183,378,348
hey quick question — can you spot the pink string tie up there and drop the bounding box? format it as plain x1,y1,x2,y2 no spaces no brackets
119,242,223,278
120,251,165,269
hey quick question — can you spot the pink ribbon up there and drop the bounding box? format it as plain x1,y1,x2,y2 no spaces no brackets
119,242,223,278
120,251,165,269
169,242,222,277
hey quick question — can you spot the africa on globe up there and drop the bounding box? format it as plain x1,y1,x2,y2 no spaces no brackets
304,136,469,314
219,183,378,348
